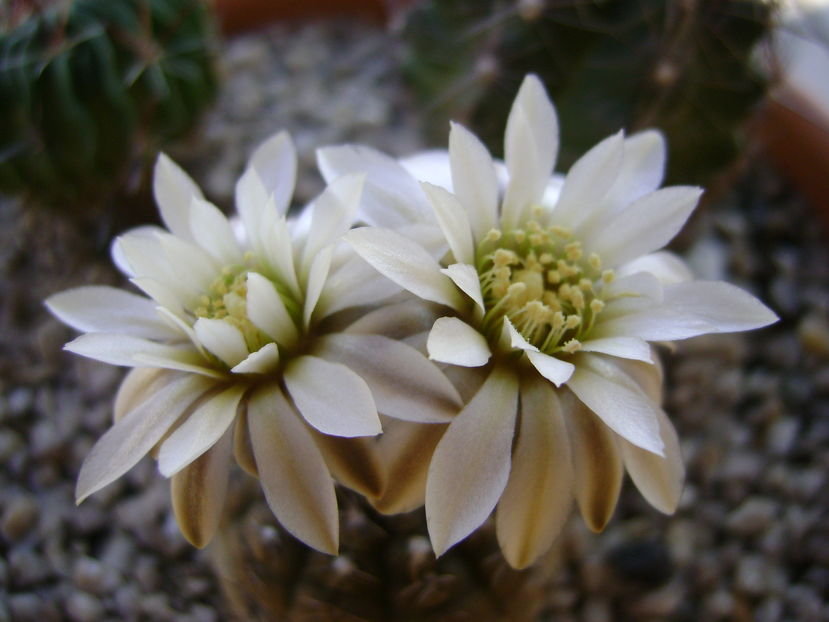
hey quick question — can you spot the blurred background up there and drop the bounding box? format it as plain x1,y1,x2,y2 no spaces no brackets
0,0,827,620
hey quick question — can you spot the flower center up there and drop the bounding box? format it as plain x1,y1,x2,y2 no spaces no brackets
476,219,614,354
194,266,272,353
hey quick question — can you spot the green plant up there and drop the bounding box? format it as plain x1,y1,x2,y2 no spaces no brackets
401,0,773,185
0,0,218,207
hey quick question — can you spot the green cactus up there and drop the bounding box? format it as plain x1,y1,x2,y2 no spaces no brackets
0,0,218,207
401,0,773,186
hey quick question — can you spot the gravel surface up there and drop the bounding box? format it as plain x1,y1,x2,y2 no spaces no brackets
1,19,828,622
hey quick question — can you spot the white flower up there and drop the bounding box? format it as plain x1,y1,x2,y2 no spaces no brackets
46,132,461,553
331,75,778,568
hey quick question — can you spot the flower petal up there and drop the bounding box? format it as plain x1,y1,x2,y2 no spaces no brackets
157,385,246,477
421,181,475,266
231,342,279,374
317,144,432,227
440,263,485,312
171,426,231,548
620,407,684,514
552,131,624,229
564,392,623,532
344,300,442,339
427,316,491,367
247,385,339,554
157,232,219,293
301,173,364,271
284,355,381,437
311,434,384,499
113,367,170,423
578,337,653,363
233,410,258,477
448,122,498,239
617,251,693,285
316,254,403,317
317,333,462,424
154,153,204,241
45,286,174,340
502,75,558,229
303,245,333,328
566,354,664,455
400,149,453,191
193,318,249,368
426,365,519,556
603,130,666,214
526,350,575,387
189,197,243,266
584,186,703,267
240,131,297,217
64,333,202,369
76,374,212,502
496,378,573,569
345,227,463,310
245,272,299,348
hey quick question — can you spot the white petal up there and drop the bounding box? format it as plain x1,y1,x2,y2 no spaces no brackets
448,122,498,238
502,75,558,229
344,300,442,339
284,355,381,437
132,352,224,379
245,272,299,347
129,277,187,318
76,375,212,502
496,378,573,569
426,365,519,556
316,333,462,424
526,350,575,386
566,354,664,455
440,263,485,312
193,318,249,368
157,233,219,293
248,386,339,554
345,227,463,310
584,186,703,267
171,427,231,548
427,317,491,367
552,131,624,229
400,149,453,191
303,245,333,328
578,337,653,363
504,316,539,352
259,208,302,299
116,231,200,305
301,173,364,271
316,144,432,227
113,367,171,423
617,251,694,285
421,181,475,266
316,253,403,317
234,168,269,246
243,131,297,216
603,130,666,214
564,392,623,532
620,408,684,514
189,198,243,266
65,333,200,368
45,286,174,339
231,342,279,374
154,153,203,241
158,385,246,477
111,225,162,277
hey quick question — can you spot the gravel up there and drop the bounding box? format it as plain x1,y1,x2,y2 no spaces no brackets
2,17,828,622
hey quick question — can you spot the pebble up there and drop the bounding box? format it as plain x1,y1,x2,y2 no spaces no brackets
6,386,33,417
1,493,39,541
765,416,799,455
725,497,777,536
65,591,104,622
73,556,121,595
735,555,771,596
798,313,829,357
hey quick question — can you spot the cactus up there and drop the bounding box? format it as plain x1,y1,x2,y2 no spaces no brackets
0,0,218,207
400,0,773,185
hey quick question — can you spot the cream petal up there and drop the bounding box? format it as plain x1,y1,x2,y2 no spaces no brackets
617,251,694,285
189,198,243,266
232,410,258,477
317,333,462,424
584,186,703,267
504,316,539,352
527,351,575,387
440,263,485,312
157,233,219,293
117,232,199,305
496,378,573,569
566,354,664,455
564,392,623,532
231,342,279,374
427,317,491,367
193,318,249,368
157,385,246,477
110,225,162,277
421,181,475,266
602,129,666,216
344,300,442,339
113,367,171,423
260,208,301,300
284,355,381,437
426,365,519,556
246,272,299,348
132,352,225,379
129,277,188,318
301,173,364,271
171,427,231,548
578,337,654,363
552,131,624,229
400,149,453,191
76,374,212,502
448,122,498,239
502,75,558,229
153,153,203,241
247,385,339,554
316,254,402,317
234,168,269,247
372,418,447,515
345,227,463,310
65,333,198,368
45,286,174,340
311,433,384,500
243,131,297,216
302,245,333,328
316,144,432,227
620,407,684,514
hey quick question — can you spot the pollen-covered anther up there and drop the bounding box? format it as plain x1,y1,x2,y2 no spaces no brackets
562,339,582,353
565,315,581,330
590,299,606,314
589,252,602,270
602,269,615,284
485,228,502,243
564,241,583,261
